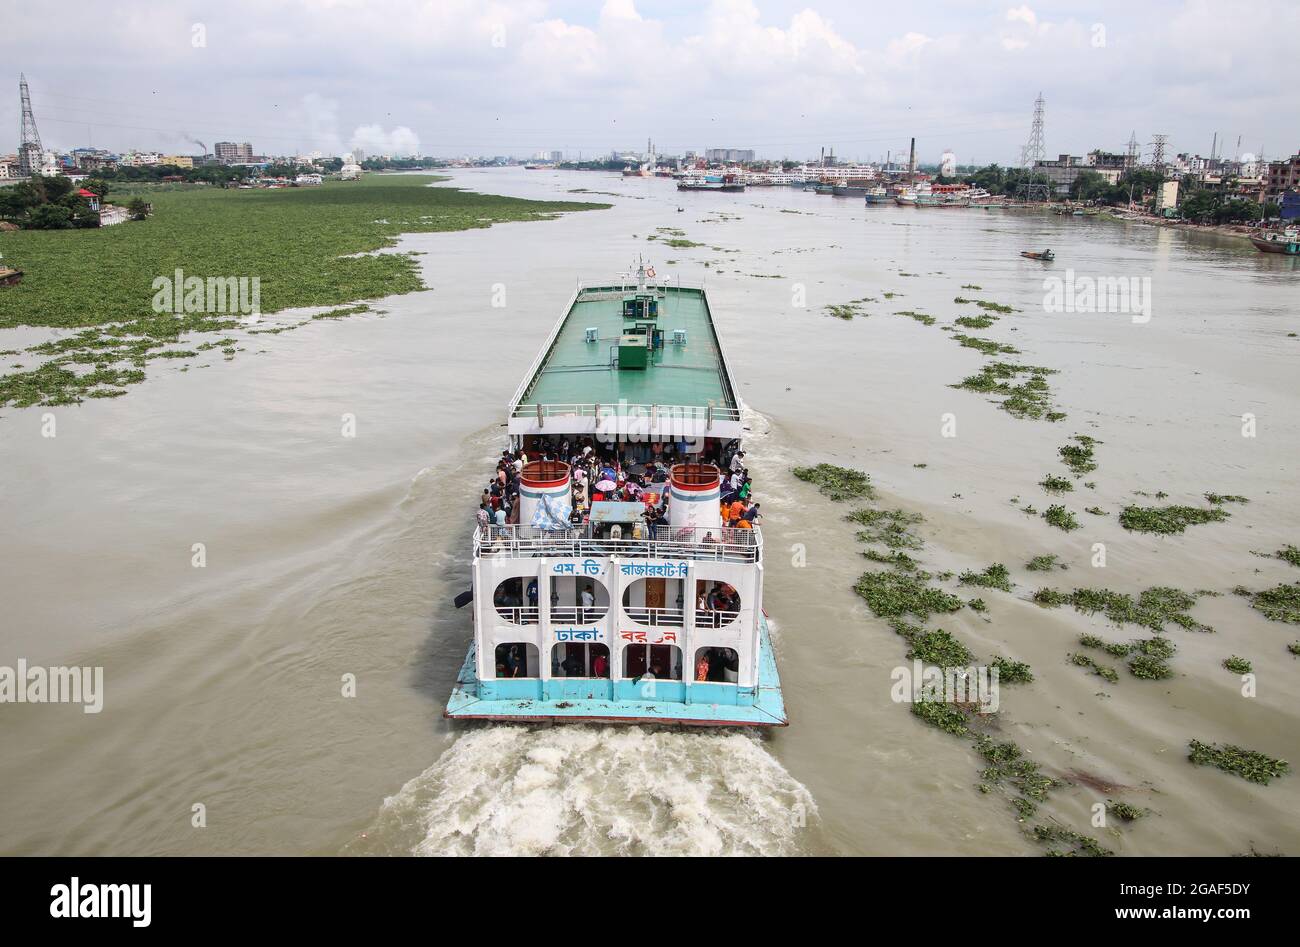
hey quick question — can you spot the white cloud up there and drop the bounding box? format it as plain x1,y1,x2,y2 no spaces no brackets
1005,6,1037,26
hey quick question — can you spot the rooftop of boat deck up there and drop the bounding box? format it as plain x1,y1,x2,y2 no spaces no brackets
516,287,737,412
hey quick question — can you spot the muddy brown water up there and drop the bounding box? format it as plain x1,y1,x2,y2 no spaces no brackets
2,169,1297,855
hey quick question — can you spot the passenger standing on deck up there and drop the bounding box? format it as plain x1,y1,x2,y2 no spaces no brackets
696,650,711,682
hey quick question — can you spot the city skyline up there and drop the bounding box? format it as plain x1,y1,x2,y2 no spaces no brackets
3,0,1297,165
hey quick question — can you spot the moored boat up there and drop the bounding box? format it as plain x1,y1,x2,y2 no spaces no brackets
1020,249,1055,261
1250,231,1300,255
445,261,786,727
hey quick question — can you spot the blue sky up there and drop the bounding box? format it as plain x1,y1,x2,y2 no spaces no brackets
3,1,1296,164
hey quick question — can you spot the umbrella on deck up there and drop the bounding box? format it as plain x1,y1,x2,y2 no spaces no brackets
595,479,618,492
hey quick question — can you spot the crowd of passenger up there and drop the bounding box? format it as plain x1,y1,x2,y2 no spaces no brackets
476,437,761,537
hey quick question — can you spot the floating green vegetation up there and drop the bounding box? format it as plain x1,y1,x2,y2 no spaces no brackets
1223,655,1253,675
663,237,704,248
975,736,1057,801
863,549,921,571
1106,801,1149,822
1039,474,1073,494
823,302,866,320
911,698,971,735
953,333,1019,356
792,464,875,501
1026,554,1066,572
1128,653,1174,680
961,284,982,290
903,627,975,666
1288,642,1300,656
955,314,997,329
1205,492,1249,505
1033,824,1114,857
993,657,1034,683
894,310,936,326
882,291,900,299
1070,652,1122,683
1188,740,1289,785
1233,581,1300,623
953,361,1061,420
1058,437,1098,474
0,176,606,407
1084,506,1107,516
954,296,1017,313
968,598,988,612
1035,586,1210,632
959,563,1013,592
854,571,964,621
847,507,924,550
913,462,928,468
312,303,371,320
1119,505,1230,535
1042,504,1080,532
1274,545,1300,568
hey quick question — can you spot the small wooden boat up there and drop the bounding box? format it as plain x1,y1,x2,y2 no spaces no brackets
1020,250,1054,262
1250,232,1300,255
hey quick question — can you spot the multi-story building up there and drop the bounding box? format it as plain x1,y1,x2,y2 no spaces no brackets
159,155,194,168
0,155,19,179
1266,153,1300,202
214,141,254,164
705,148,755,164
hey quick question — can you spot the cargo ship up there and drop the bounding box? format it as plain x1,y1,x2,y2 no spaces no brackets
444,261,787,727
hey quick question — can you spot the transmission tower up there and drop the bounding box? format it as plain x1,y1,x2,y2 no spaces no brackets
1149,134,1169,172
1125,131,1140,172
18,73,44,178
1018,92,1050,202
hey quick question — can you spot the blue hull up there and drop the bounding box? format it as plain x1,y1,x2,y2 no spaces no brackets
444,615,788,727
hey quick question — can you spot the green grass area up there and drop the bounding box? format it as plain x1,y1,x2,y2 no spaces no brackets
0,175,606,406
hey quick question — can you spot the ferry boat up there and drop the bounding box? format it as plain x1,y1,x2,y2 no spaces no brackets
863,185,890,204
677,173,744,192
444,261,787,727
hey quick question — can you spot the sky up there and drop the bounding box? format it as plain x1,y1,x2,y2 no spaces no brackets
3,0,1296,165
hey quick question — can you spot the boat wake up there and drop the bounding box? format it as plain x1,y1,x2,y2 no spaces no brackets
350,725,816,856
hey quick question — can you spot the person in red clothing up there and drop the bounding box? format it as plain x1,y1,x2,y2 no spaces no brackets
592,651,609,677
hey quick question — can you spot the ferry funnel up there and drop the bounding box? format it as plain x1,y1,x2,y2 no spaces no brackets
519,460,571,529
669,463,722,533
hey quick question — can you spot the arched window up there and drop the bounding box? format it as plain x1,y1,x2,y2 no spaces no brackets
693,647,739,684
622,644,683,681
549,575,609,623
551,642,610,678
693,579,741,628
493,577,539,625
621,577,686,626
494,643,539,679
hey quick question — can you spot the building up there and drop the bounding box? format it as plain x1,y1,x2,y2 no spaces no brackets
1266,153,1300,202
0,155,19,179
1086,149,1135,173
160,155,194,169
1155,180,1179,213
1032,154,1086,196
214,141,254,164
705,148,755,164
549,150,562,163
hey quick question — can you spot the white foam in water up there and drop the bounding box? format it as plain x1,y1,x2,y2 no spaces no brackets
363,726,816,856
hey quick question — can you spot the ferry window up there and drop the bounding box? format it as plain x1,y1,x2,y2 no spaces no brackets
552,643,610,678
494,643,539,679
694,579,740,628
622,644,682,681
622,578,686,625
549,576,609,622
694,647,739,684
493,577,539,625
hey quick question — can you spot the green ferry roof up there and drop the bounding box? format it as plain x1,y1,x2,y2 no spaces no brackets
515,285,738,412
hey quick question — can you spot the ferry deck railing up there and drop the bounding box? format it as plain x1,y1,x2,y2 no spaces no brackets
475,523,761,563
509,402,742,423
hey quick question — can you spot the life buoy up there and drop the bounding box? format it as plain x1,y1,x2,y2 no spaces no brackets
646,266,656,278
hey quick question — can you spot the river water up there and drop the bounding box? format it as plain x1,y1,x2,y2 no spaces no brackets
2,169,1297,856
